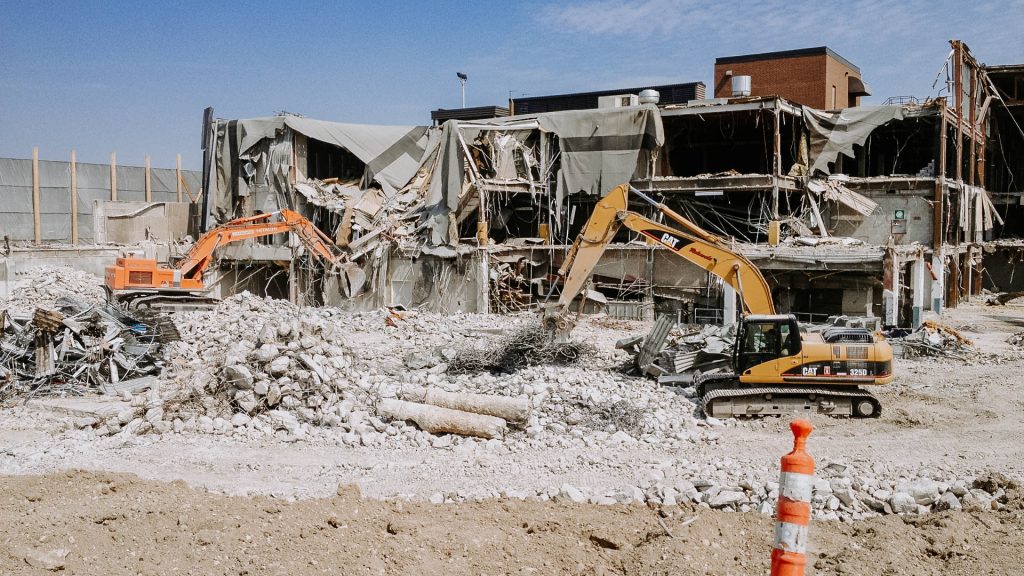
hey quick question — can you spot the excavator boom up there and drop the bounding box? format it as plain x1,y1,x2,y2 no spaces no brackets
545,184,773,338
105,209,357,308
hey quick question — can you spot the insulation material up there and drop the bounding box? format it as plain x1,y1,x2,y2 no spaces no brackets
802,105,906,176
806,178,878,217
537,104,664,200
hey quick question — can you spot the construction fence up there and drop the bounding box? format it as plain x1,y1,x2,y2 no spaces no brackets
0,153,201,244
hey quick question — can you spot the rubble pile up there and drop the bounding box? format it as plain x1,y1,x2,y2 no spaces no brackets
1008,331,1024,347
546,459,1018,521
891,320,975,359
156,292,394,440
617,319,736,380
2,266,105,313
0,297,168,403
57,293,699,445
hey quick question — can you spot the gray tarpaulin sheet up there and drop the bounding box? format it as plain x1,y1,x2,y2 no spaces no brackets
803,105,905,175
213,116,434,221
537,104,664,199
422,120,464,246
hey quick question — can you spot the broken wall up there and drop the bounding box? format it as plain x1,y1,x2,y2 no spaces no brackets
94,201,191,244
828,194,933,245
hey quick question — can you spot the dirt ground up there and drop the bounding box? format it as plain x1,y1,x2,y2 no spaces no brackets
1,470,1022,576
2,300,1024,574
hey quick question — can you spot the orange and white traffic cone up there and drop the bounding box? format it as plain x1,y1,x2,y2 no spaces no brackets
771,419,815,576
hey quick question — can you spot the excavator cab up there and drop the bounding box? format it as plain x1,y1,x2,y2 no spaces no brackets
734,315,802,374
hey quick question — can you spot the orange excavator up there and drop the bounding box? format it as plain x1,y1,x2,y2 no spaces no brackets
105,209,362,309
543,183,894,418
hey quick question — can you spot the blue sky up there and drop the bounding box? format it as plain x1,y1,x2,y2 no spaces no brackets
1,1,1021,170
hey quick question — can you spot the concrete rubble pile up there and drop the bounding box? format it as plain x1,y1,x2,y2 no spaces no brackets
548,456,1018,521
62,292,700,446
0,297,169,403
889,320,975,359
2,265,105,313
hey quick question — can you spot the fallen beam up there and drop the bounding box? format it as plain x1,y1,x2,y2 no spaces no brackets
403,387,530,424
377,399,507,439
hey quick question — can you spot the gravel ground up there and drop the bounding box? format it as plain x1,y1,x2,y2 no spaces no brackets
2,293,1024,574
0,470,1021,576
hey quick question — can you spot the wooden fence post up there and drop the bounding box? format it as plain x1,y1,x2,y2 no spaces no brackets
176,154,183,202
71,150,78,244
32,147,41,244
145,155,152,202
110,151,118,201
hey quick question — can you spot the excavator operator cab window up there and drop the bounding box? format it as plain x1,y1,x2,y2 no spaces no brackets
739,320,797,372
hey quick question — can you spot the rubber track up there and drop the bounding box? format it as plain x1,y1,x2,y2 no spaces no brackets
699,382,881,418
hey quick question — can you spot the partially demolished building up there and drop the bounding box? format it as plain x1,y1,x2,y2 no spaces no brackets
195,40,1021,329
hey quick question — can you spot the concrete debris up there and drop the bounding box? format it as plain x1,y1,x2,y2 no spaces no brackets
985,291,1024,306
888,320,975,359
617,322,736,382
377,398,507,440
22,547,70,571
480,460,1014,521
105,292,694,446
2,266,106,313
0,297,171,404
402,387,531,424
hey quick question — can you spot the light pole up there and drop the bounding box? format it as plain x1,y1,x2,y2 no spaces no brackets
457,72,468,108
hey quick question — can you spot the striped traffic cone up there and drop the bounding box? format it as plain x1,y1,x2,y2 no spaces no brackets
771,419,814,576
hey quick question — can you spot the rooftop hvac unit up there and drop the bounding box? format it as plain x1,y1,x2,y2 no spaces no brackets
731,75,752,97
638,89,660,104
598,94,639,108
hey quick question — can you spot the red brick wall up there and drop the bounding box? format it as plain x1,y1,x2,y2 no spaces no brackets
713,54,863,109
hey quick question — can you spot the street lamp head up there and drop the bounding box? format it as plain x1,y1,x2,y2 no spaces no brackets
456,72,468,81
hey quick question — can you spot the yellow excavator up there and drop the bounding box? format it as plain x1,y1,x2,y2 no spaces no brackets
543,183,894,418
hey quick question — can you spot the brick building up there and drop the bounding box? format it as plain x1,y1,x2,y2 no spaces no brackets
714,47,870,109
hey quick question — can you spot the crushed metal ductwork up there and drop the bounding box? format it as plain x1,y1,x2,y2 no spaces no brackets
0,297,174,403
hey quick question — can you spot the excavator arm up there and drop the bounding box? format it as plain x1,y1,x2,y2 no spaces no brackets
176,209,343,282
544,183,774,338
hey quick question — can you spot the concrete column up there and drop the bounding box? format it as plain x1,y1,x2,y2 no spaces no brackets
722,281,738,325
865,286,873,318
883,249,899,327
478,250,490,314
931,250,944,314
911,256,925,328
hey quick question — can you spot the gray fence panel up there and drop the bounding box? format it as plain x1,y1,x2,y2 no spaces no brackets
1,157,201,242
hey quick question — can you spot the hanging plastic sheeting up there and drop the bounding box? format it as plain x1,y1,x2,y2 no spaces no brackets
421,120,464,246
802,105,905,176
537,104,664,204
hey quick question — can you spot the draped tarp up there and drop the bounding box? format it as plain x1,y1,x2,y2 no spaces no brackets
212,116,434,220
422,120,464,246
537,104,664,199
802,105,905,176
